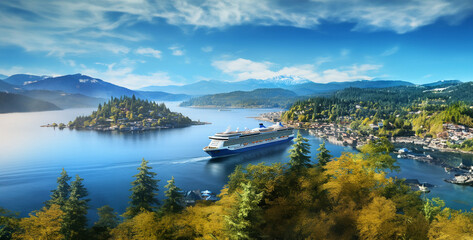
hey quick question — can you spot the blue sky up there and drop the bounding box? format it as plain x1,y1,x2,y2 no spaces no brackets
0,0,472,89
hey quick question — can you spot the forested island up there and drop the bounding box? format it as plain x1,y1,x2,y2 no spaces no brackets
48,95,203,131
180,88,299,108
1,136,472,239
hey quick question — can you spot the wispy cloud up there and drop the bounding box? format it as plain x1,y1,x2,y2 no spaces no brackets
79,60,177,89
169,46,185,56
340,49,350,57
0,0,471,58
381,46,400,56
151,0,473,33
136,47,162,59
201,46,213,52
212,58,382,83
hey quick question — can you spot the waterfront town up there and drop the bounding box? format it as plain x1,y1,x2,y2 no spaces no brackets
258,111,473,187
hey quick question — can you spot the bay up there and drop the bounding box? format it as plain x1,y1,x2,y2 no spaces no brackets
0,102,472,222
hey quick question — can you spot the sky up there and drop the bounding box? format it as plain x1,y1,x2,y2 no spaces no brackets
0,0,473,89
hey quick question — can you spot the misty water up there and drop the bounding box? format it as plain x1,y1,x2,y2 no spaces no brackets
1,102,472,222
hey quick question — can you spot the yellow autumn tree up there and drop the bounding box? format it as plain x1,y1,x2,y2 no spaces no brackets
428,209,473,240
322,153,388,206
13,204,65,240
110,211,159,240
357,196,404,239
176,188,236,239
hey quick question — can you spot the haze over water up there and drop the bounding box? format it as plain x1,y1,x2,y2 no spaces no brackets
1,103,473,221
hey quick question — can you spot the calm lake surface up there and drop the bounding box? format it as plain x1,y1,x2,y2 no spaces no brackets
1,102,472,221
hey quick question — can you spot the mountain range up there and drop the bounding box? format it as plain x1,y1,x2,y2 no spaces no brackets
0,72,467,113
180,88,299,108
140,77,415,95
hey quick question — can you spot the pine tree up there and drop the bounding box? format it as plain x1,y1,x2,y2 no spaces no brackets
161,176,184,214
288,131,311,171
95,205,119,229
46,168,71,208
316,141,332,168
63,175,89,240
225,182,264,240
124,158,160,219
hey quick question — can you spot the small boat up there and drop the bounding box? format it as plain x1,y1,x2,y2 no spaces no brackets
418,184,430,193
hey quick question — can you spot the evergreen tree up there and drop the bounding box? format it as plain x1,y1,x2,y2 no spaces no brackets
124,158,160,219
63,175,89,239
225,182,264,240
95,205,119,229
316,141,332,168
227,165,247,193
161,176,184,214
288,131,311,171
46,168,71,208
92,205,119,240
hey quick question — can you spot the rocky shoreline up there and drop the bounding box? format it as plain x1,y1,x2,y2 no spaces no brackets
42,120,210,132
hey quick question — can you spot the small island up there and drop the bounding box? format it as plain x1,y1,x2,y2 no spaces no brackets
46,95,207,131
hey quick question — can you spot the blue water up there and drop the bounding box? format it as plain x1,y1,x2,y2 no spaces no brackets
0,103,472,222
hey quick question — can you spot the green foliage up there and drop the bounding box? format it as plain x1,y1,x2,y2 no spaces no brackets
0,207,19,240
227,165,246,194
360,138,399,172
225,182,264,240
69,95,192,129
46,168,71,208
94,205,119,229
288,131,311,171
316,141,332,168
180,88,298,108
124,159,160,219
161,176,184,214
63,175,89,239
423,197,446,223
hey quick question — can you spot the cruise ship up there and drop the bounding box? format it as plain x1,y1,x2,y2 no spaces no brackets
203,123,294,158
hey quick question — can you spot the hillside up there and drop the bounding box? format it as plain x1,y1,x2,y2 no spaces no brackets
0,79,17,92
3,74,49,86
142,79,414,96
0,92,60,113
333,81,473,105
21,90,105,109
180,88,298,108
22,74,135,98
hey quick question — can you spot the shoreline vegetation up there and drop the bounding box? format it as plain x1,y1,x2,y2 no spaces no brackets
42,95,209,131
2,136,473,239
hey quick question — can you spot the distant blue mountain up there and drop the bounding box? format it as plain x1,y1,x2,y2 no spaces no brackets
0,79,18,92
421,80,462,88
21,74,135,98
0,74,8,80
3,74,49,86
7,73,190,101
0,92,60,113
141,78,414,96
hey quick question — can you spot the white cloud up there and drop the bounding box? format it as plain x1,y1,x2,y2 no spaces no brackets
151,0,473,33
169,46,184,56
136,47,162,59
212,58,382,83
0,0,471,58
80,61,177,89
381,46,400,56
201,46,213,52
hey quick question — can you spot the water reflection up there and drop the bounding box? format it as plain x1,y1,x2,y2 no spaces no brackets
205,142,293,179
